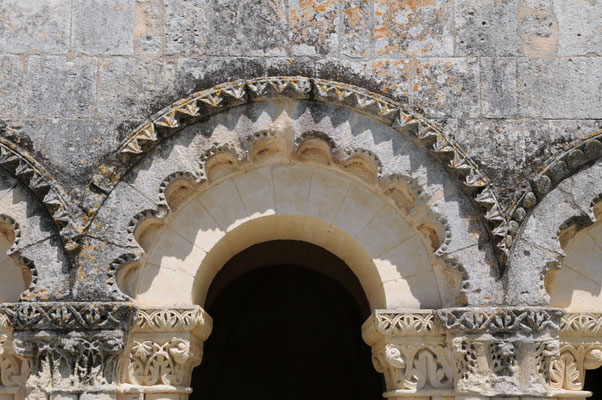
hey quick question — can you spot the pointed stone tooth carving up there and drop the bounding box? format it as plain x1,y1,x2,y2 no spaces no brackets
246,80,268,96
122,138,143,154
475,187,497,206
14,161,35,179
29,173,50,194
221,81,246,100
155,110,179,128
175,100,200,117
135,123,157,142
485,204,505,222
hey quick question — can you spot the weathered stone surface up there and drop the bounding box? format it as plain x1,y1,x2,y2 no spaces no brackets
365,59,411,101
480,57,517,118
455,0,521,56
518,58,602,119
555,0,601,56
98,58,177,118
72,0,135,55
0,0,70,54
164,0,207,55
134,0,163,54
411,58,480,118
0,56,24,118
341,0,371,57
24,56,97,118
289,0,338,56
374,0,453,56
207,0,288,56
517,0,558,57
177,57,265,95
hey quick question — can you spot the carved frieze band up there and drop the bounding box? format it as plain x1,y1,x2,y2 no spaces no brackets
435,307,563,333
120,306,213,388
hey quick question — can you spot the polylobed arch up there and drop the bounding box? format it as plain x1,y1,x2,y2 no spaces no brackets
83,78,504,305
120,162,457,310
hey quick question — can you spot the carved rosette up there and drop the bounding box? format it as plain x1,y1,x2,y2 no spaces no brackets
435,307,563,397
549,312,602,393
119,306,213,390
362,310,453,398
4,302,137,394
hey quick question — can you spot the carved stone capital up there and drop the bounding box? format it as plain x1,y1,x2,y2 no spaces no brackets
5,302,137,394
550,312,602,394
119,306,213,389
362,310,453,398
0,311,29,397
436,307,562,397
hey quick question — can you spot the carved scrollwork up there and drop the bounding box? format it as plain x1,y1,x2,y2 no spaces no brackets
560,312,602,337
120,306,213,388
372,343,454,391
550,343,602,391
122,338,202,386
362,310,438,345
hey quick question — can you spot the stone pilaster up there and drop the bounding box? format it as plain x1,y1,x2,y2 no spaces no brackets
435,307,563,397
3,302,136,400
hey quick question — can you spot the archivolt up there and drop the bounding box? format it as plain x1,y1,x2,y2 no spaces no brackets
82,80,504,305
506,132,602,306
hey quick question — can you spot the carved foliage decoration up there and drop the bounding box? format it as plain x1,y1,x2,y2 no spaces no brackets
550,343,602,390
372,343,453,391
120,306,213,388
0,334,29,389
436,307,562,333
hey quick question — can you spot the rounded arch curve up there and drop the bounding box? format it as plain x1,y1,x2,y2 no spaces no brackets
506,130,602,306
83,77,503,305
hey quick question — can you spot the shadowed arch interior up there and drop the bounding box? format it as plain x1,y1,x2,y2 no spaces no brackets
191,240,383,400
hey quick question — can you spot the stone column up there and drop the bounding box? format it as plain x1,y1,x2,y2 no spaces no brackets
362,310,454,400
117,306,212,400
435,307,563,398
6,302,136,400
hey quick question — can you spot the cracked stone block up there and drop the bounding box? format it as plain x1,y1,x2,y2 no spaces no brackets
518,58,602,119
455,0,521,56
480,57,517,118
207,0,288,56
288,0,338,56
134,1,163,54
0,0,70,54
164,0,208,55
72,0,135,55
97,58,177,118
341,0,371,57
374,0,453,57
410,58,480,119
24,56,97,118
555,0,602,56
0,56,24,118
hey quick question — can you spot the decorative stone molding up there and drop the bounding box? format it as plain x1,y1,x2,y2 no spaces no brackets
0,138,82,254
81,83,505,306
507,129,602,245
506,159,602,306
436,307,562,397
119,306,212,391
89,76,507,271
6,302,137,394
362,310,453,398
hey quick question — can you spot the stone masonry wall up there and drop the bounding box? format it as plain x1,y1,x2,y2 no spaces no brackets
0,0,600,212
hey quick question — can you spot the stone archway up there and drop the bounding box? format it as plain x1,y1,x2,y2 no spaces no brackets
192,240,383,400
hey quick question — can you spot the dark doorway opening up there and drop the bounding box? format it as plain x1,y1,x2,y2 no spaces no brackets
191,240,383,400
584,367,602,399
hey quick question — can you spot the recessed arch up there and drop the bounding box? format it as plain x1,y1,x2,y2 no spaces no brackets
121,162,459,310
84,78,504,305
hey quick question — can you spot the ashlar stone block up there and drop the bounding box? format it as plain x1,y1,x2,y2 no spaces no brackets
0,0,70,54
72,0,135,55
24,56,97,118
0,55,24,118
555,0,602,56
